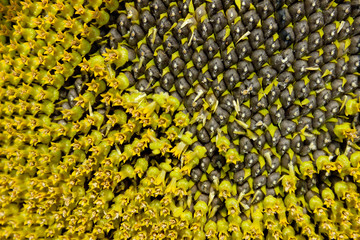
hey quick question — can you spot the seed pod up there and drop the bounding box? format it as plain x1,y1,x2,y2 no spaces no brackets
308,51,323,68
192,50,208,69
179,43,194,63
279,88,295,109
184,67,199,85
140,10,156,32
160,72,175,91
309,71,324,90
244,152,258,168
211,79,227,98
348,55,360,74
191,168,203,182
279,27,295,49
316,89,331,107
222,48,238,69
270,53,285,72
210,12,227,33
198,19,214,39
209,58,224,78
325,100,340,119
294,80,310,99
277,137,291,156
208,170,221,183
155,50,169,70
128,25,145,46
323,23,337,44
237,61,254,80
132,62,146,79
252,189,265,204
280,120,296,137
117,13,130,35
205,118,220,136
243,10,260,31
145,65,161,80
172,21,190,41
297,117,313,132
337,3,351,21
253,175,267,190
150,0,166,19
249,29,265,50
175,77,190,97
304,0,319,16
262,17,278,39
344,74,358,93
267,172,280,188
237,182,251,195
269,105,285,125
291,134,303,154
168,4,181,23
199,157,211,172
198,180,211,194
308,32,323,52
257,0,274,20
254,134,267,151
317,131,331,150
216,28,232,51
156,17,171,37
223,69,239,91
259,66,277,87
295,179,308,196
204,38,220,59
231,20,246,43
234,169,248,185
308,12,324,32
338,21,352,41
164,35,179,56
219,94,235,113
265,36,281,57
323,7,337,26
289,2,305,22
278,71,295,90
252,162,265,178
294,20,309,42
251,49,268,70
198,71,213,90
266,155,280,173
281,153,296,169
275,8,291,30
211,155,226,169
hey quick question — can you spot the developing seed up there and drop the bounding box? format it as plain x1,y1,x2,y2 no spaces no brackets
269,105,285,125
291,134,303,154
164,35,179,56
198,181,211,194
204,38,220,59
308,12,324,32
170,57,185,76
155,50,169,70
168,4,181,23
256,0,274,20
267,172,281,188
175,77,191,97
308,32,323,52
140,10,156,32
151,0,167,19
210,12,227,33
160,72,175,91
243,10,260,31
294,21,309,42
266,155,280,173
275,8,292,30
289,2,305,22
294,41,309,59
249,29,265,50
211,155,226,169
199,157,211,172
236,40,253,60
117,14,130,35
348,55,360,74
251,162,265,178
276,137,291,156
208,58,224,78
278,71,295,90
244,152,258,168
